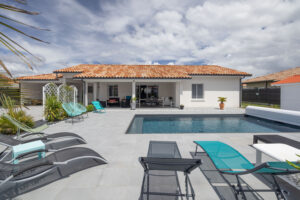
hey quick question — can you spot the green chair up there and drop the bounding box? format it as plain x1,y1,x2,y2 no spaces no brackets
3,113,48,138
91,101,105,113
194,141,299,200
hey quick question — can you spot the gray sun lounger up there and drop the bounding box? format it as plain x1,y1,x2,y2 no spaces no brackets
139,141,201,200
0,147,107,199
0,133,87,162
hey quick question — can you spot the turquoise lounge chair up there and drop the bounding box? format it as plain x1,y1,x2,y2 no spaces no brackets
91,101,105,113
194,141,299,200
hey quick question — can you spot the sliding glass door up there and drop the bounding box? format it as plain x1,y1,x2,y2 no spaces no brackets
136,85,158,100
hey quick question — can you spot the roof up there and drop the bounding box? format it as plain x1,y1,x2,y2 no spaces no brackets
272,75,300,85
17,73,63,80
243,67,300,83
53,64,251,79
0,74,18,86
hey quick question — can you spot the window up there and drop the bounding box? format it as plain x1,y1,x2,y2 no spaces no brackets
108,85,118,97
192,84,203,99
88,86,93,93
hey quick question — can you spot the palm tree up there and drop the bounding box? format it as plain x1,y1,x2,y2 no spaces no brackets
0,0,49,78
0,0,49,104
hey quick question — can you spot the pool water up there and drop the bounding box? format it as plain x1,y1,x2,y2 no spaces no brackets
126,114,300,134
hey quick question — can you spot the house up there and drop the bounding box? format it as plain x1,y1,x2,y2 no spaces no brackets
272,75,300,111
243,67,300,89
17,64,251,108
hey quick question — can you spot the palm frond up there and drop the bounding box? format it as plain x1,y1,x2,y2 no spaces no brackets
0,4,38,15
0,21,49,43
0,32,42,61
0,15,50,31
0,60,13,78
14,0,27,5
0,37,33,70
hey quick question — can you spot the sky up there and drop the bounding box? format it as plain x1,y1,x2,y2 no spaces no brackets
0,0,300,78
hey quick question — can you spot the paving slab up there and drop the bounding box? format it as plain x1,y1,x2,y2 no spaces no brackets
8,107,299,200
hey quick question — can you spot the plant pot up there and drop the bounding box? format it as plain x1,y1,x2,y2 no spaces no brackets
131,102,136,110
180,105,184,110
219,102,224,110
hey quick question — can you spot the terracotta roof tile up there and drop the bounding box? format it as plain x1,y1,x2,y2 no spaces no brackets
243,67,300,83
54,64,250,79
272,75,300,85
17,73,63,80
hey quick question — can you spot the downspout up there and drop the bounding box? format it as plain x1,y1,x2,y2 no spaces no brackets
240,77,243,108
82,79,84,104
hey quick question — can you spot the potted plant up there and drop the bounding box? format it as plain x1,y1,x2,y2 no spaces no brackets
218,97,227,110
179,104,184,110
131,97,137,110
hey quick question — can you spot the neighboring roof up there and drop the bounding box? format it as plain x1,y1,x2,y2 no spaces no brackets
272,75,300,85
243,67,300,83
0,74,18,86
17,73,63,80
53,64,251,79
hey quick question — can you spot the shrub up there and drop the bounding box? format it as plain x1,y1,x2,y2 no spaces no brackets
0,95,34,135
44,95,67,122
86,104,94,112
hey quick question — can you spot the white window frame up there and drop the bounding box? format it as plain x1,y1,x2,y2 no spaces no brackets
191,84,204,100
108,85,118,97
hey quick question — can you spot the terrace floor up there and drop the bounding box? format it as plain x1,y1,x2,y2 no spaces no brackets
14,107,300,200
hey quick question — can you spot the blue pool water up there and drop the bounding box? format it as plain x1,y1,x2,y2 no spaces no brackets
126,114,300,134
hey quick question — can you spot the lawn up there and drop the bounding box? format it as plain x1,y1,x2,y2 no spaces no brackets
241,102,280,109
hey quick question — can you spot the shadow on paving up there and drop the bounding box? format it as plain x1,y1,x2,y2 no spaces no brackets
140,170,182,200
0,151,106,200
191,152,264,200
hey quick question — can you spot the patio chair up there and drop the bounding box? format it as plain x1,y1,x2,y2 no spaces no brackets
0,147,107,199
73,102,87,113
139,141,201,200
62,103,84,123
0,133,86,162
91,101,106,113
2,113,86,141
3,113,48,137
194,141,299,200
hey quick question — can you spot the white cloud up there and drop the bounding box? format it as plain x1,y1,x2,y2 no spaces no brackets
0,0,299,78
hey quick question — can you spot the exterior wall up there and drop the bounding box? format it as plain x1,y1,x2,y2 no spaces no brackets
20,82,45,101
179,76,241,108
20,80,82,104
95,82,176,104
280,84,300,111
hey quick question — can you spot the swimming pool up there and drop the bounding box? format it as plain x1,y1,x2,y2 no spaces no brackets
126,114,300,134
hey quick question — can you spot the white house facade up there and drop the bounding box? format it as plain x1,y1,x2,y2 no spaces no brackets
273,75,300,111
17,64,251,108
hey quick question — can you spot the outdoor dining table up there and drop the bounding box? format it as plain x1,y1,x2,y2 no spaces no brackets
251,143,300,165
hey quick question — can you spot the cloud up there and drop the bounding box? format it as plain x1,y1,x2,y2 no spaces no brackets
0,0,299,78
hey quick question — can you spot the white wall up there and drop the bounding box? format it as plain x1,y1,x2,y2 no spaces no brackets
280,84,300,111
179,76,241,108
20,80,82,104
